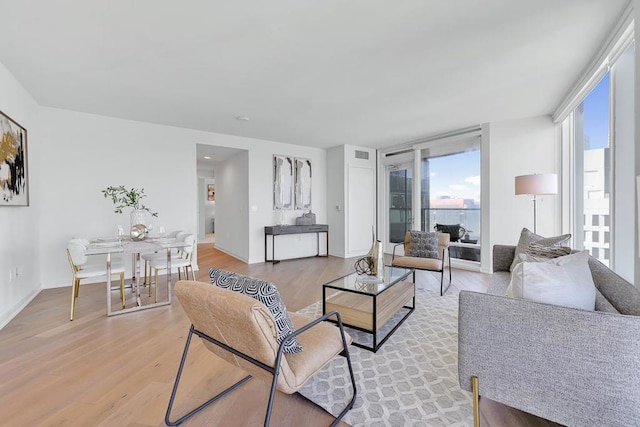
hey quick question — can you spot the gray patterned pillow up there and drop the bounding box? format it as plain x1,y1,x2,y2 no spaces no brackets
510,228,571,272
209,268,303,353
407,231,440,259
527,242,572,259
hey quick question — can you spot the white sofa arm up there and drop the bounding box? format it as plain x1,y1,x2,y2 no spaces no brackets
458,290,640,426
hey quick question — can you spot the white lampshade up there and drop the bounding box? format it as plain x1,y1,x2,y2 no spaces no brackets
515,173,558,195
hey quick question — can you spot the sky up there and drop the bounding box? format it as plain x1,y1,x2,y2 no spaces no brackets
427,150,481,202
583,72,610,150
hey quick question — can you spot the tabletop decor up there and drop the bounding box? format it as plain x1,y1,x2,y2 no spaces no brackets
0,110,28,206
102,185,158,233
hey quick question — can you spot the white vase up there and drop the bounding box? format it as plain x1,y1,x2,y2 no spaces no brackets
130,209,149,229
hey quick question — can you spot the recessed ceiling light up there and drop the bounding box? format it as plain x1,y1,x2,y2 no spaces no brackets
235,116,250,121
203,156,211,160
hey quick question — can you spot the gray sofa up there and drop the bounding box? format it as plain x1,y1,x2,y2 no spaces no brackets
458,245,640,426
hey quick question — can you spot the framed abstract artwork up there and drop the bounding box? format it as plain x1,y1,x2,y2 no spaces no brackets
273,154,293,209
294,157,312,209
0,111,28,206
207,184,215,201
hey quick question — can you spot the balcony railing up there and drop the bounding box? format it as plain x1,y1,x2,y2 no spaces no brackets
424,208,480,262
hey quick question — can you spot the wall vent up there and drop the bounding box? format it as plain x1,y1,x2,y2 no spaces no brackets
355,150,369,160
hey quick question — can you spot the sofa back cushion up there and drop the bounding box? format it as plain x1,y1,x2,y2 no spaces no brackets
588,258,640,316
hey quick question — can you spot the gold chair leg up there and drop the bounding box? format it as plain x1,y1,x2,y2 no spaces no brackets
120,273,125,309
70,278,78,321
472,375,480,427
155,270,159,303
143,260,148,285
189,265,195,281
149,267,153,297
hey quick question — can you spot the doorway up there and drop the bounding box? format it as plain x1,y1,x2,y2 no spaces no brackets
196,144,245,245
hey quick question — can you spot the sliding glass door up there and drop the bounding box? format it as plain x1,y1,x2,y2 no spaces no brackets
420,148,481,262
388,164,413,244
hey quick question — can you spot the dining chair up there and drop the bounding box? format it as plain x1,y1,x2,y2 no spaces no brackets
141,230,187,286
67,240,126,321
148,234,196,302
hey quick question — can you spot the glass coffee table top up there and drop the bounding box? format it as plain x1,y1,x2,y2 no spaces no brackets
322,265,413,296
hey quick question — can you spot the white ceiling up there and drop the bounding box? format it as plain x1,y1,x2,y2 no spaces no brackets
0,0,629,149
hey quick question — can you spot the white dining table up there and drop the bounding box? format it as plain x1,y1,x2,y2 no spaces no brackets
87,236,190,316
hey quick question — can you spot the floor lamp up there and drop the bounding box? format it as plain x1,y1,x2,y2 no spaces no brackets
515,173,558,234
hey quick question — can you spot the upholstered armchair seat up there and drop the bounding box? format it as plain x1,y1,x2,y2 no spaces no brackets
167,280,357,426
391,256,443,271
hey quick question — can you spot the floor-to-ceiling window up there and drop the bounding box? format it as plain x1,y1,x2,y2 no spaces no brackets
558,28,635,279
420,139,481,262
573,72,611,266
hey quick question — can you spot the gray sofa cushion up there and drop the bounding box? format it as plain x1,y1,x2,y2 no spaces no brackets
595,289,619,313
487,271,511,296
588,257,640,316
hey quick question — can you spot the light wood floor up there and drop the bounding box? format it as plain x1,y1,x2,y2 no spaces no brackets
0,245,560,426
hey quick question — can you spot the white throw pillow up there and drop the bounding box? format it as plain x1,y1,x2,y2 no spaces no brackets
506,250,596,311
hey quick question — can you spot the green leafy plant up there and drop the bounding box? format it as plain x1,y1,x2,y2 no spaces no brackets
102,185,158,217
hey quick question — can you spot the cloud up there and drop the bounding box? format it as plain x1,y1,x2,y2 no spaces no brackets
449,184,468,191
465,175,481,186
430,172,437,177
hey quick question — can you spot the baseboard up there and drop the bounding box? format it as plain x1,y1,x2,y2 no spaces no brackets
0,288,40,330
215,245,249,263
450,259,481,272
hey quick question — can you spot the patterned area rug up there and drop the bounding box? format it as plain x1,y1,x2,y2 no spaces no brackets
297,287,473,427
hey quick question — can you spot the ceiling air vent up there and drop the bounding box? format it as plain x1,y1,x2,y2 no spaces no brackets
355,150,369,160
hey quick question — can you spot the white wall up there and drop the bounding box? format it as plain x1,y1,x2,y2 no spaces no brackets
0,62,40,327
327,146,346,256
327,145,376,258
248,146,328,263
37,107,199,287
487,115,560,268
215,151,249,261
